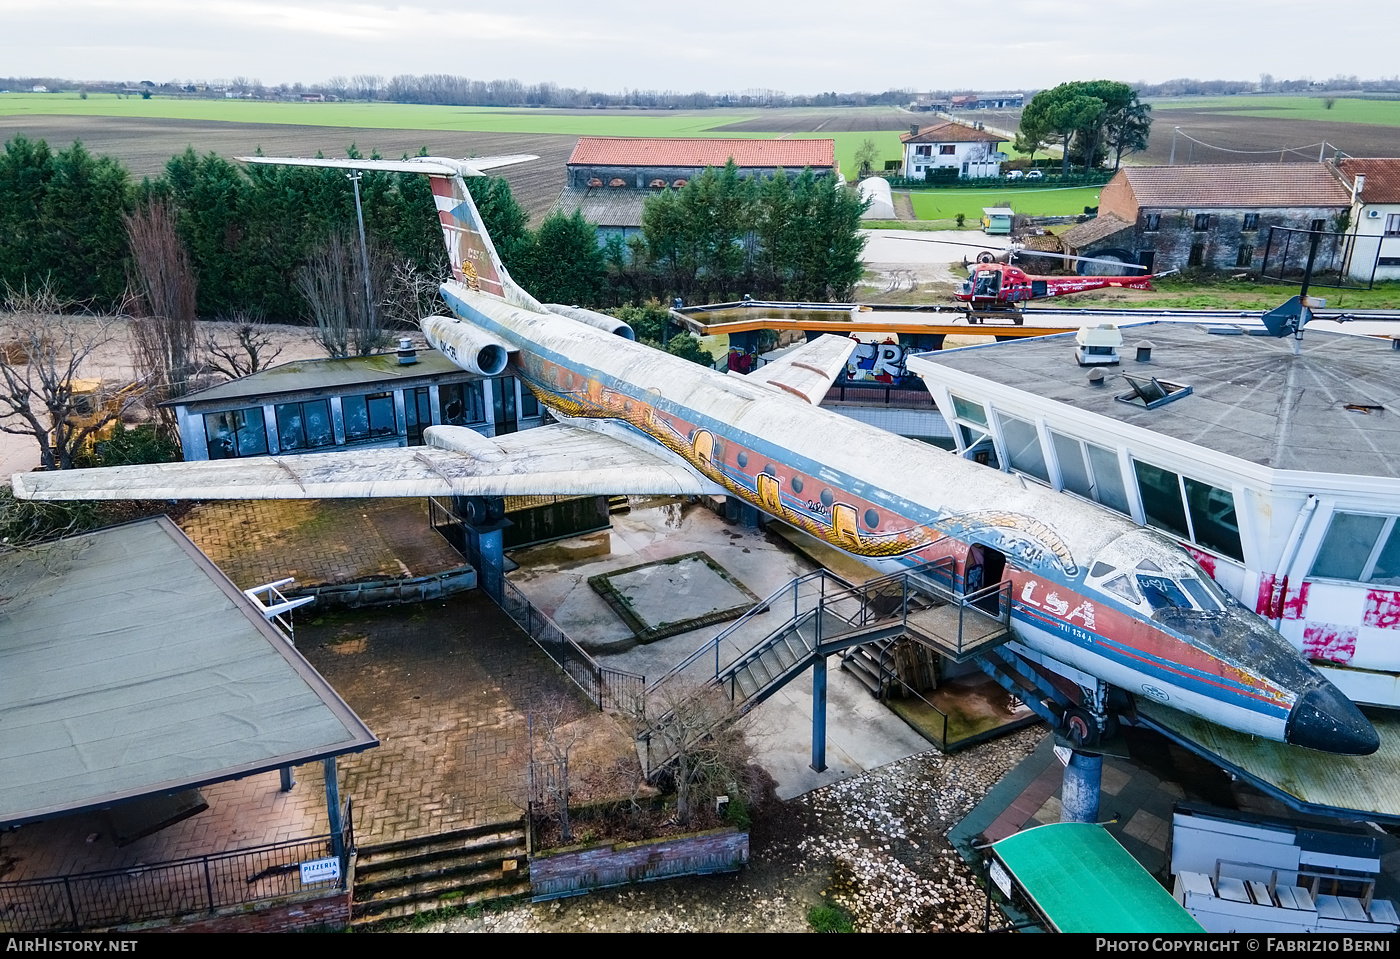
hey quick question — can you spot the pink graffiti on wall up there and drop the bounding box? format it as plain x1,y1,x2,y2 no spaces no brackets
1302,622,1357,663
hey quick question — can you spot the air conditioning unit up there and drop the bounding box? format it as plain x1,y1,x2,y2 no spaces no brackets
1368,209,1383,219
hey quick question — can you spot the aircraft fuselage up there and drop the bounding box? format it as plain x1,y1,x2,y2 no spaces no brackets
438,281,1378,756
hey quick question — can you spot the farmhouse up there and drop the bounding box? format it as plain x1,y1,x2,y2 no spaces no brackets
1060,163,1351,273
1335,157,1400,281
553,137,838,246
899,122,1006,180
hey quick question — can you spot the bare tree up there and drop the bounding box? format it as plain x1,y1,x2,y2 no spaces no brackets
202,311,285,381
0,281,145,471
528,701,583,844
296,230,392,358
125,200,197,430
645,681,753,826
381,258,449,329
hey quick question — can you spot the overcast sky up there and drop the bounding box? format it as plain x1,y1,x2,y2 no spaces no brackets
3,0,1392,95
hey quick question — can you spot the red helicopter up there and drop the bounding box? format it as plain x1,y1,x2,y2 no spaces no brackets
892,235,1168,322
957,259,1155,314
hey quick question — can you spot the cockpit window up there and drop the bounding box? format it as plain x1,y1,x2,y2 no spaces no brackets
1100,573,1141,605
1181,578,1222,612
1137,574,1194,612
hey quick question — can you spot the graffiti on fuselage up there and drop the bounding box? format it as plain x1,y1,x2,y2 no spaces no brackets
518,358,1081,578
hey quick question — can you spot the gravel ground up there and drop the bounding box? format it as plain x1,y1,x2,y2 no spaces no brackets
418,726,1044,934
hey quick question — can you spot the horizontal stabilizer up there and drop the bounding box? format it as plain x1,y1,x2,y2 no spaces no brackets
742,334,858,404
236,155,539,177
12,424,710,502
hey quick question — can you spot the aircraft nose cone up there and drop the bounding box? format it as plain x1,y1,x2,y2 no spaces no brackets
1285,685,1380,755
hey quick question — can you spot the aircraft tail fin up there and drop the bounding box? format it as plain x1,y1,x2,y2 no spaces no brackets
237,155,543,310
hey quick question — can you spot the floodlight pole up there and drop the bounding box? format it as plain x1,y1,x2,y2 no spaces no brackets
347,171,376,331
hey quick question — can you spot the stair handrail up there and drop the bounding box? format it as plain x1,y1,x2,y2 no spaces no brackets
644,568,833,695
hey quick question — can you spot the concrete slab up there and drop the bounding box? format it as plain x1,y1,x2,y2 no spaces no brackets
507,499,935,800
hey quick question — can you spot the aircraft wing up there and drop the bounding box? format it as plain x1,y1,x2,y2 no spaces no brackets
11,424,710,502
237,155,539,177
740,333,858,404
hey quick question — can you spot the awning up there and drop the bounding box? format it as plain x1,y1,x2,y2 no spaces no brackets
0,517,377,826
992,822,1203,933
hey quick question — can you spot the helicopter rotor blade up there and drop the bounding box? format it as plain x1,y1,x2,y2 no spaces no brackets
1007,248,1150,272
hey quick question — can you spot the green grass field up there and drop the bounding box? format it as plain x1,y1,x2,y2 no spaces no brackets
0,93,917,180
1153,95,1400,126
908,186,1103,220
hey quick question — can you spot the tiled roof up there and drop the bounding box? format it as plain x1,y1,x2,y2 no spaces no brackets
1119,164,1351,209
1338,158,1400,204
1061,212,1134,248
899,122,1003,144
567,137,835,169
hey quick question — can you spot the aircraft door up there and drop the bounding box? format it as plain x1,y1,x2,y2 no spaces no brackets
973,270,1001,299
964,543,1007,614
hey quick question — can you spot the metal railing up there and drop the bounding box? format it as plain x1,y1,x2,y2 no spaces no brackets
638,557,1015,768
823,384,937,406
499,577,645,715
0,818,352,933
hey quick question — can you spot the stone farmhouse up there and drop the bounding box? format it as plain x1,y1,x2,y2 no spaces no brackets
1060,163,1352,274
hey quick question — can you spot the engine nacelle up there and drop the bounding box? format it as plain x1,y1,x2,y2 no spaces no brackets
544,304,636,340
421,315,513,376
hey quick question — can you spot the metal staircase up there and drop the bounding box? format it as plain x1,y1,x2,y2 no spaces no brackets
637,559,1013,775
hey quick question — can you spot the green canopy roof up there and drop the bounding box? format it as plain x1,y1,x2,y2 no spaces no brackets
993,822,1203,933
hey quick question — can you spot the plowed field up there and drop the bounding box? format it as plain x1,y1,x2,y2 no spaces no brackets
0,115,576,220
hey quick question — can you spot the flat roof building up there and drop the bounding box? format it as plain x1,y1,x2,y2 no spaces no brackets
909,322,1400,710
170,349,546,462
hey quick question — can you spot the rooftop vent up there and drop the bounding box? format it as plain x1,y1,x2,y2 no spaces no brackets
397,337,417,365
1135,340,1154,362
1087,369,1107,386
1075,324,1122,366
1116,373,1192,409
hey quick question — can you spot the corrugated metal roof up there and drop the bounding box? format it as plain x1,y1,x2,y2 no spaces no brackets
1138,701,1400,820
567,137,835,169
172,349,471,408
553,187,650,228
899,122,1003,144
994,823,1204,932
1118,163,1351,209
1339,157,1400,204
0,517,376,826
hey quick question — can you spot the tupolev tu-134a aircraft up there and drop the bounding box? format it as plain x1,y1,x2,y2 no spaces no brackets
11,154,1379,757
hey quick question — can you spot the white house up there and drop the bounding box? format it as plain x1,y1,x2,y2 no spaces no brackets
1336,158,1400,282
899,122,1006,179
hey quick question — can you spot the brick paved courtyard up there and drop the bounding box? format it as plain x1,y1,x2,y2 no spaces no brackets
298,590,635,845
178,497,466,590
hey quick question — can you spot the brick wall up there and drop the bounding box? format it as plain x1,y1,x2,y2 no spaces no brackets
530,827,749,900
115,888,351,933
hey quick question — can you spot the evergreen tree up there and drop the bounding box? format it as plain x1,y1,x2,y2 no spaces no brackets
515,210,606,306
0,137,131,307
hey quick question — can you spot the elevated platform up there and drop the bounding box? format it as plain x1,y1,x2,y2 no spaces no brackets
1135,701,1400,823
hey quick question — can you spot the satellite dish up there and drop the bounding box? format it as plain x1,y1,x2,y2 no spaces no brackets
1260,295,1312,339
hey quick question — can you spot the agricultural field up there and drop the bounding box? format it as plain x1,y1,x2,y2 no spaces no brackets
907,186,1103,220
2,95,918,196
0,113,578,220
